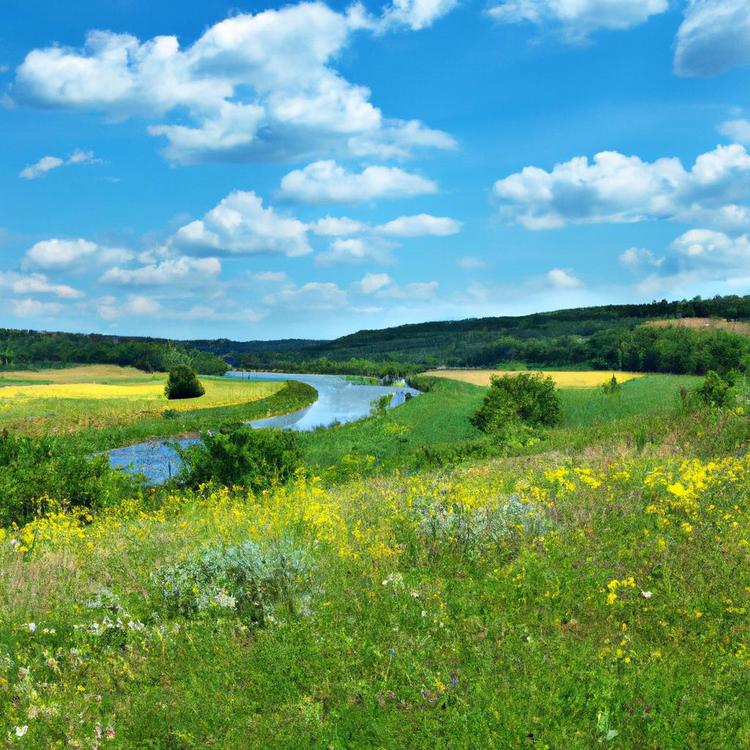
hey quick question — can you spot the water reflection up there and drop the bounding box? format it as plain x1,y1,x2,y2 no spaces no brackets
230,371,419,430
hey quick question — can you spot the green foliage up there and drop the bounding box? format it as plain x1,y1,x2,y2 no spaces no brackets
600,374,621,395
370,393,392,417
472,373,561,439
0,328,228,374
0,430,135,526
7,370,750,746
165,365,205,400
180,427,303,490
153,539,308,624
696,370,732,407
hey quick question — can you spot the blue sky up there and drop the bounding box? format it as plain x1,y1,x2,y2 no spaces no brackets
1,0,750,340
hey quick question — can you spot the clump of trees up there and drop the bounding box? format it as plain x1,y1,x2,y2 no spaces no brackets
472,373,561,443
165,365,205,400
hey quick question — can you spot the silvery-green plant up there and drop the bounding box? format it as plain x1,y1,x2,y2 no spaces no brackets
152,539,309,624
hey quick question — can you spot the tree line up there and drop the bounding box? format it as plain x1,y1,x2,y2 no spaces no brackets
0,329,228,375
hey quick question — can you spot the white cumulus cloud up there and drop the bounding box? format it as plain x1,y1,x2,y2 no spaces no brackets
22,238,133,271
101,256,221,286
674,0,750,77
487,0,667,42
619,247,664,269
0,271,83,299
9,298,64,317
547,268,581,289
356,272,393,293
279,160,437,203
316,237,395,266
375,213,461,236
264,281,348,309
493,144,750,230
19,149,98,179
309,216,368,236
170,191,310,257
719,118,750,144
12,4,452,164
126,295,161,315
374,0,459,31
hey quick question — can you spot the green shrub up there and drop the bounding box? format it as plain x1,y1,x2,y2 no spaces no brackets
179,427,302,491
0,430,136,526
601,374,621,395
472,373,561,439
406,375,437,392
165,365,205,400
370,393,392,417
696,370,732,407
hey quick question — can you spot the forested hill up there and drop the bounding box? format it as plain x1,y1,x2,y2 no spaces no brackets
216,294,750,374
5,294,750,376
315,295,750,353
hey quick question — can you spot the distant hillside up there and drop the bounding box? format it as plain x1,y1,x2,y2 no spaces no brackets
5,293,750,376
224,295,750,372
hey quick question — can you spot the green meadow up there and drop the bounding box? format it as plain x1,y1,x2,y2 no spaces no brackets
2,366,750,747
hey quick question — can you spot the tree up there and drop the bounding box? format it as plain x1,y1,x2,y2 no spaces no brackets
472,372,561,438
165,365,205,400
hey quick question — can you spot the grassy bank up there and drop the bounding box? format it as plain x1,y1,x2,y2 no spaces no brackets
299,374,707,476
300,377,487,473
3,448,750,747
74,379,318,452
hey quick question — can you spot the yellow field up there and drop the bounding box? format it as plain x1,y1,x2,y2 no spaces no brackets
0,379,283,412
423,369,644,388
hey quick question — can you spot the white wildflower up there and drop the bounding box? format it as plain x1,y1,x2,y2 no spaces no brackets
214,591,237,609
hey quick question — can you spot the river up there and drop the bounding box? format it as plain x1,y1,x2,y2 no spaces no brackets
106,372,419,484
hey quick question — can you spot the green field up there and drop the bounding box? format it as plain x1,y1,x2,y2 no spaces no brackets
2,366,750,747
300,374,705,475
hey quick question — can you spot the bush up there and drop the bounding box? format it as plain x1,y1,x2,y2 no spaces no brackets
696,370,732,407
179,427,303,491
472,373,561,439
601,374,621,395
0,430,136,526
165,365,205,400
370,393,392,417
